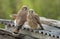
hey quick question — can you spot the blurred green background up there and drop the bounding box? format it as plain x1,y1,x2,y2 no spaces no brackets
0,0,60,19
0,0,60,28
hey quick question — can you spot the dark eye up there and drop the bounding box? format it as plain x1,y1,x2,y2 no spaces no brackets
31,10,33,13
23,7,27,11
29,11,33,14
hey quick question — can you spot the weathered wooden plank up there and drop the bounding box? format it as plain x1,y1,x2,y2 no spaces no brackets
0,25,60,39
0,28,39,39
0,19,14,26
40,17,60,28
0,18,60,39
16,28,60,39
0,17,60,28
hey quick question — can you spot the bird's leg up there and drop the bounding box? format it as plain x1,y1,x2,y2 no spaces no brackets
13,25,23,34
36,22,44,30
39,24,44,30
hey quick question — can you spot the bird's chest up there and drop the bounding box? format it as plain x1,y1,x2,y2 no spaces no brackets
14,20,17,26
22,21,40,29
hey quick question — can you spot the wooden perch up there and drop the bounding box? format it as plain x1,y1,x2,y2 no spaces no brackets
40,17,60,28
0,27,59,39
0,17,60,28
0,17,60,39
0,28,39,39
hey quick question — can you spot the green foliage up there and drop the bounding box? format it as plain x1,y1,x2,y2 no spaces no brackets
0,24,5,28
16,0,60,20
0,0,60,28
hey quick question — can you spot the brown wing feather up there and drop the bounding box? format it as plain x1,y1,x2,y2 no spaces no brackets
16,8,28,26
34,15,40,24
27,13,38,29
34,15,44,30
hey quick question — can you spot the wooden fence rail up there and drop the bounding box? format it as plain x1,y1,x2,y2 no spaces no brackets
0,17,60,39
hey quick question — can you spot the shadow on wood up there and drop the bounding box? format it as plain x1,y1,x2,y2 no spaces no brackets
0,28,39,39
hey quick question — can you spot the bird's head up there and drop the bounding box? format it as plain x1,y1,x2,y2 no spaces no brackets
21,5,28,11
28,9,35,15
